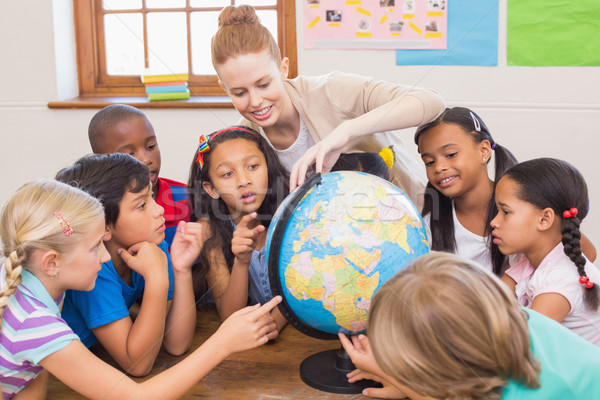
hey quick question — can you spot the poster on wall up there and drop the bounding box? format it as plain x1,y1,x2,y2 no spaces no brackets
395,0,498,66
304,0,448,50
507,0,600,66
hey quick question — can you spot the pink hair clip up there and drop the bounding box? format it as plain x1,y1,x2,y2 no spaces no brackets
563,208,578,219
55,212,73,236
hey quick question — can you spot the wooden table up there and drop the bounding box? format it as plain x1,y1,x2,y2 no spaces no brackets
47,307,367,399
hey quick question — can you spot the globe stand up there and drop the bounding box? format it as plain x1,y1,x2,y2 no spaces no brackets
299,344,381,394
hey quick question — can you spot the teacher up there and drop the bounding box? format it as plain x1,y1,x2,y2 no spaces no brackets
211,5,445,203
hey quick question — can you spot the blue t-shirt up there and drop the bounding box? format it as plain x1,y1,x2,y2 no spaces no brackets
503,309,600,399
61,240,174,347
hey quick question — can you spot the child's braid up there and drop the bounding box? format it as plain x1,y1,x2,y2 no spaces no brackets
0,249,24,319
562,216,599,311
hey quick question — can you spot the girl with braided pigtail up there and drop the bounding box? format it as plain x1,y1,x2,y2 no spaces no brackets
491,158,600,345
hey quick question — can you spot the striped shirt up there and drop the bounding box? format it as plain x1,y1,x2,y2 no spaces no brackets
0,266,78,399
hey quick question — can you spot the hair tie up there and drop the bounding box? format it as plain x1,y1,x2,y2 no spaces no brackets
491,142,498,150
379,146,395,169
196,135,210,169
55,212,73,236
469,111,481,132
562,208,578,219
196,126,257,169
579,275,594,289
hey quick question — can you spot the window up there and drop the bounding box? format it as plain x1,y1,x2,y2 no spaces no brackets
73,0,297,100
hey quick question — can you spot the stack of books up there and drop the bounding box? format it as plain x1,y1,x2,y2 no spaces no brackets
141,73,190,101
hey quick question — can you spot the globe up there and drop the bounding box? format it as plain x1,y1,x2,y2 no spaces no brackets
266,171,430,393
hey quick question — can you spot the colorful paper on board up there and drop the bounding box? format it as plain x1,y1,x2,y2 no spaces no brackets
395,0,497,66
304,0,447,50
507,0,600,66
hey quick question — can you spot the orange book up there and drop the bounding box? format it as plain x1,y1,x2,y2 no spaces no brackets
144,81,187,87
141,73,189,83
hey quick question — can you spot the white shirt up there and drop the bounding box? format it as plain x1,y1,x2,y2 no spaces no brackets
273,116,315,173
424,204,492,271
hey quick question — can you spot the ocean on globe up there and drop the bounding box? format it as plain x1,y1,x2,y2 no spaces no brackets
266,171,430,338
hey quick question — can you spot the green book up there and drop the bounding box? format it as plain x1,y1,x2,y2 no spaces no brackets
148,90,191,101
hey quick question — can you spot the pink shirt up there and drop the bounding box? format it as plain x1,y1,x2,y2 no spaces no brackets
506,243,600,345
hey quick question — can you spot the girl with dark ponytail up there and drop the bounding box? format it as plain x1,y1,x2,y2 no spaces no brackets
492,158,600,344
414,107,518,275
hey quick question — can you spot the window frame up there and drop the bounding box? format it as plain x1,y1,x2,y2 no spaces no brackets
73,0,297,100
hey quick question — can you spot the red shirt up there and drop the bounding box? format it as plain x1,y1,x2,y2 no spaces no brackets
155,177,191,247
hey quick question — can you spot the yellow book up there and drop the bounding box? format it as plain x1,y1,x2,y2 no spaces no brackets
141,73,189,83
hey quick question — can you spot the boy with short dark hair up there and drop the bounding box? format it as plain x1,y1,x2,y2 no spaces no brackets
56,153,199,376
88,104,190,248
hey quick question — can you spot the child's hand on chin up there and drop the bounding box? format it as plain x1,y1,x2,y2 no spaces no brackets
118,242,168,281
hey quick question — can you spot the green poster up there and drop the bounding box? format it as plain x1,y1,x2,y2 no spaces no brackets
507,0,600,66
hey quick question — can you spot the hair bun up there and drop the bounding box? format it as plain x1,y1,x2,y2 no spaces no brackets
218,5,260,28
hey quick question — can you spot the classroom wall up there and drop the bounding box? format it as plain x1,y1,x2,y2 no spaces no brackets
1,0,599,246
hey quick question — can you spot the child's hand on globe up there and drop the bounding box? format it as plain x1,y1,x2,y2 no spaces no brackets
215,296,282,354
347,369,407,399
339,333,407,399
338,334,385,379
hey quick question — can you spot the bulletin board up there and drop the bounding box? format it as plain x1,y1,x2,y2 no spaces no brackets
395,0,498,66
304,0,447,50
507,0,600,66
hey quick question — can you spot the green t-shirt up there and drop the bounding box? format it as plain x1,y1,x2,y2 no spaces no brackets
502,309,600,399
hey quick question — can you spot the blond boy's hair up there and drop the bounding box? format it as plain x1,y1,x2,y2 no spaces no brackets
369,252,540,399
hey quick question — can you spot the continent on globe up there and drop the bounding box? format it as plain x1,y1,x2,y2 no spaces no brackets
267,171,430,337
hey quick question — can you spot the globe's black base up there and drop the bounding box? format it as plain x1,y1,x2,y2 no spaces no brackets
299,346,382,394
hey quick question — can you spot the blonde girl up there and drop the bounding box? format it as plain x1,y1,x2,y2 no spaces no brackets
340,252,600,399
211,4,445,201
0,180,280,399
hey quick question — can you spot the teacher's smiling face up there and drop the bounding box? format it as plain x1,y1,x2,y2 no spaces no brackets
216,49,290,128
